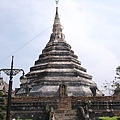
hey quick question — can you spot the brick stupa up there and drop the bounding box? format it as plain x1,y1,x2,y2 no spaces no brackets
16,1,102,97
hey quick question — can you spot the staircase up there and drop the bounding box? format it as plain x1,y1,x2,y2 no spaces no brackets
49,97,78,120
54,109,77,120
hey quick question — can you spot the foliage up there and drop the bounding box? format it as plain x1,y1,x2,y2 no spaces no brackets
116,66,120,76
0,113,4,120
84,100,91,110
0,92,3,97
0,97,4,102
102,66,120,95
113,66,120,95
0,91,5,120
45,104,50,112
98,116,120,120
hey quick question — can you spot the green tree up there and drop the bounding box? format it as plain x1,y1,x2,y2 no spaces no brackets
102,66,120,95
116,66,120,76
0,91,5,120
113,66,120,95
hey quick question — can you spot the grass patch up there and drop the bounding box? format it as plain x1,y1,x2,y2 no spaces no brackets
98,116,120,120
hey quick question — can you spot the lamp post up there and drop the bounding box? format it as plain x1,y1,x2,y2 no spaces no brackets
0,56,26,120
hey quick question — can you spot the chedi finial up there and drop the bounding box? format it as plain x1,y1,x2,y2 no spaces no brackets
50,0,65,41
55,0,59,5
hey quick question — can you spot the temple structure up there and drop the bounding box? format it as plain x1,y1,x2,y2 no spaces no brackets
16,0,102,97
6,1,120,120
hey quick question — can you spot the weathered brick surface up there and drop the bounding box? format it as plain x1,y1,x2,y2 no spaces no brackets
8,96,120,119
58,97,71,110
52,109,77,120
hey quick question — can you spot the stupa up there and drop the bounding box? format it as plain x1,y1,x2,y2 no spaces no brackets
16,0,102,97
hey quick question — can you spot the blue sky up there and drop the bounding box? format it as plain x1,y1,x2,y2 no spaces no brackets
0,0,120,95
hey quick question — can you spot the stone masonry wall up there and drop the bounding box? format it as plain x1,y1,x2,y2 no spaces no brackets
9,96,120,120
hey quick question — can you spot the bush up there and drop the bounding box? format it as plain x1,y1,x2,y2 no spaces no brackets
0,91,5,119
0,113,4,120
0,97,4,102
0,92,3,97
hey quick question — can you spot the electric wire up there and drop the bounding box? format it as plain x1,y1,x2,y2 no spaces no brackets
0,25,52,64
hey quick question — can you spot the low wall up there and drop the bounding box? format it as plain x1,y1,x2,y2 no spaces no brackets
8,96,120,119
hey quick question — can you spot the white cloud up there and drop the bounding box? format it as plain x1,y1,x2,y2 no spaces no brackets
60,0,120,94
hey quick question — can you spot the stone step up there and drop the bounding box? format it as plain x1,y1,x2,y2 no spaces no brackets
58,98,71,110
50,109,78,120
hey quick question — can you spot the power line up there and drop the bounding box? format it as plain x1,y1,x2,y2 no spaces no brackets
0,26,52,64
